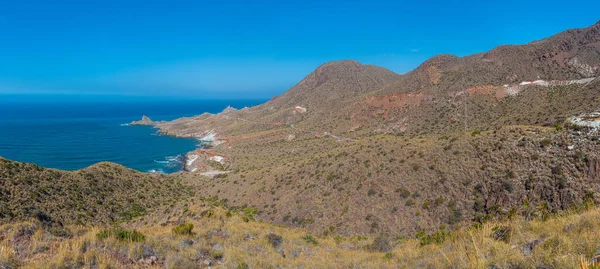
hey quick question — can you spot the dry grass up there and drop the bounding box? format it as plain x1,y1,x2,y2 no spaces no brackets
1,203,599,268
179,125,600,238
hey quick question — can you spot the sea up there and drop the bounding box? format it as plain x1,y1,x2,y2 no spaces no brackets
0,98,265,173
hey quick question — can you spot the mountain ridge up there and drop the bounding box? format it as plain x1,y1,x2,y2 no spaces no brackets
154,21,600,141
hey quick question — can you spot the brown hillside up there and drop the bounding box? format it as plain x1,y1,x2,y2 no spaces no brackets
145,22,600,238
182,125,600,237
0,158,192,226
267,60,401,110
382,20,600,96
154,22,600,141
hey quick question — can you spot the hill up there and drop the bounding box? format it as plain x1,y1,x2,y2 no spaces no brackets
0,158,193,226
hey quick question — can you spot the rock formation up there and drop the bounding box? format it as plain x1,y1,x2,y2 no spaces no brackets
129,115,155,126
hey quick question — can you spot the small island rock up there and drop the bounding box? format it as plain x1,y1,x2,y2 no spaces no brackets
130,115,154,126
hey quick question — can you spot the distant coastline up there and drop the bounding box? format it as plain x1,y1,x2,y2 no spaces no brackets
0,99,266,173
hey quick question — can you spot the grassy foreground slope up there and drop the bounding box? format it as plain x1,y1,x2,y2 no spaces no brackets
1,201,599,268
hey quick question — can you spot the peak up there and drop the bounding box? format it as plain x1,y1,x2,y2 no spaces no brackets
326,60,361,65
428,54,459,61
82,162,129,171
418,54,460,69
302,60,397,84
329,60,361,65
317,60,362,69
303,60,367,81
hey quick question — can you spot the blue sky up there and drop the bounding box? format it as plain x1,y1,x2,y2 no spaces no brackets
0,0,598,99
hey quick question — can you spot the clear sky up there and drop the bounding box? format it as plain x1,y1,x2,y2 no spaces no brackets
1,0,598,99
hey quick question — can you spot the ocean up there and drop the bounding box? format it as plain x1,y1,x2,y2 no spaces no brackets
0,99,265,173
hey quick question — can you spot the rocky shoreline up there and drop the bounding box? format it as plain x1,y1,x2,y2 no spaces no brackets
128,115,229,176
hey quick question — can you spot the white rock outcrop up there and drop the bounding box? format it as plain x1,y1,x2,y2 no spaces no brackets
294,106,307,113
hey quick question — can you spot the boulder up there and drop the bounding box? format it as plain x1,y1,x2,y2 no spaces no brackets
521,239,543,256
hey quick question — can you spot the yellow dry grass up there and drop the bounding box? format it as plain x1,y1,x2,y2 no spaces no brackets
0,205,598,268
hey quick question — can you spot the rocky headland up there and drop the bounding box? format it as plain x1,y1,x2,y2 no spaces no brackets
129,115,156,126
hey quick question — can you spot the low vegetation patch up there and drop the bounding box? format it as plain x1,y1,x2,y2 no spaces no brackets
302,233,318,245
96,226,145,242
172,223,194,235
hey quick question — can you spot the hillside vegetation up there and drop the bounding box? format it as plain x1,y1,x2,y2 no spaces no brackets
0,158,193,226
1,200,599,268
179,125,600,238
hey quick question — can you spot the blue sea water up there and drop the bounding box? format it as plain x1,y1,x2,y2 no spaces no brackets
0,98,265,173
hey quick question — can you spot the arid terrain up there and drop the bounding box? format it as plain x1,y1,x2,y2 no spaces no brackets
2,21,600,268
139,20,600,237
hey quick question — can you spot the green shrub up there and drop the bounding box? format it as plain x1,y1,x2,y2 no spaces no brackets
119,203,147,221
115,229,145,242
540,138,552,147
172,223,194,235
554,123,563,131
434,197,446,206
502,181,514,193
96,229,111,240
302,233,318,245
97,226,145,242
396,188,411,199
236,263,250,269
242,207,258,222
422,199,431,210
416,229,453,246
448,207,463,225
471,130,481,136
